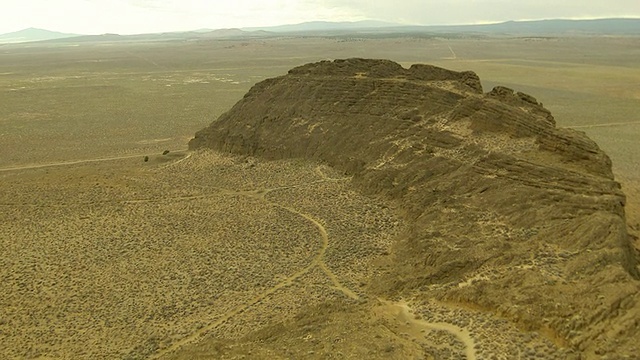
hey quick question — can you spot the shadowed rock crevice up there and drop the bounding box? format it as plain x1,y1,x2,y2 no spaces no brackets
190,58,640,358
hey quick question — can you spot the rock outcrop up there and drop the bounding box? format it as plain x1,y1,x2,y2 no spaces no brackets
190,58,640,358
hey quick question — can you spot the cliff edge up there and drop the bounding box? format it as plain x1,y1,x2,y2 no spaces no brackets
190,58,640,358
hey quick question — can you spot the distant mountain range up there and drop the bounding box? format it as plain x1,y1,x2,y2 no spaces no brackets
1,18,639,44
0,28,80,43
241,20,400,32
404,18,640,35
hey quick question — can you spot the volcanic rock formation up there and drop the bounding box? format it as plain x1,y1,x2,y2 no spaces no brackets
190,58,640,358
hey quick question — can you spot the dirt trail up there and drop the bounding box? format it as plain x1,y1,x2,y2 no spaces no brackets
124,50,164,69
375,299,477,360
148,163,358,359
0,149,188,172
7,153,361,357
313,166,345,180
568,120,640,129
265,199,358,301
446,43,457,59
148,247,317,360
275,204,359,301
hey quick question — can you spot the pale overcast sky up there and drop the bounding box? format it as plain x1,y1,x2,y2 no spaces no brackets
2,0,639,35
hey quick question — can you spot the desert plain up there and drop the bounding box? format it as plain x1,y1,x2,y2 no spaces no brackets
0,33,639,359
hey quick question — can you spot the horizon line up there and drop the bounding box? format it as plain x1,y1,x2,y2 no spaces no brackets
3,16,640,37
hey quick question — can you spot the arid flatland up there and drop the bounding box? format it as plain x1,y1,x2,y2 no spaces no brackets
1,35,639,359
0,150,400,359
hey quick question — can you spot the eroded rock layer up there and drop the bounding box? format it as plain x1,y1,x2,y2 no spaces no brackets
190,58,640,358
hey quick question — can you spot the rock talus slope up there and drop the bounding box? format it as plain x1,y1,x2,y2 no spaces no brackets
190,58,640,358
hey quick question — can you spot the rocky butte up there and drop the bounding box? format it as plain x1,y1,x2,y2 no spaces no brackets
190,58,640,358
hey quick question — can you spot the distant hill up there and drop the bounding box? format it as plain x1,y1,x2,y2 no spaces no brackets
409,18,640,35
0,27,80,43
9,28,271,45
242,20,403,33
199,28,263,38
3,18,638,46
242,18,640,36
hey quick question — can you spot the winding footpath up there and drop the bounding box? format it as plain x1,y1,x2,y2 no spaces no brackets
147,166,358,359
4,152,480,358
2,152,359,358
377,299,477,360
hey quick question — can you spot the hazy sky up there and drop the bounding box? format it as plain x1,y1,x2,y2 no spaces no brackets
2,0,639,34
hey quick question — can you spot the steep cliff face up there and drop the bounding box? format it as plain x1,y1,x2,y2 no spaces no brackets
190,58,640,358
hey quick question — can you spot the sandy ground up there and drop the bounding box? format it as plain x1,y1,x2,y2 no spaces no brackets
0,150,400,359
0,150,581,359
